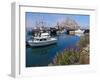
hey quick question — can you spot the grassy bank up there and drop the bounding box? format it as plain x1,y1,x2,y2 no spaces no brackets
49,34,89,65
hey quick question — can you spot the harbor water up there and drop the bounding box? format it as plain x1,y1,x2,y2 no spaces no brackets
26,33,80,67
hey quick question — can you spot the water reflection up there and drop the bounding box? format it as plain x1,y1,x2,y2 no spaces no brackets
75,33,84,37
28,44,57,55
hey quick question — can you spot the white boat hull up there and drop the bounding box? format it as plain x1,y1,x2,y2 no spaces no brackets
28,38,57,47
75,29,84,34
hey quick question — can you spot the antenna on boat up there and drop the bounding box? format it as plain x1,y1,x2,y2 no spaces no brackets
35,20,38,28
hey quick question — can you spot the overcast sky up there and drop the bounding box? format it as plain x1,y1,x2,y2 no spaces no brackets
26,12,90,29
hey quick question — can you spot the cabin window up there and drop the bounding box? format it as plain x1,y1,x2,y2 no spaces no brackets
40,39,42,41
43,39,46,41
39,38,47,41
36,39,39,41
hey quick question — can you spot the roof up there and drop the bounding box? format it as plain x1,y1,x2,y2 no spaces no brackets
41,33,49,36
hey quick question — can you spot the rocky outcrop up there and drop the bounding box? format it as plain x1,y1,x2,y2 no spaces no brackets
56,17,80,30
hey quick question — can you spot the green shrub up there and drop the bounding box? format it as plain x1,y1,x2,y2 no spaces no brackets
51,49,80,65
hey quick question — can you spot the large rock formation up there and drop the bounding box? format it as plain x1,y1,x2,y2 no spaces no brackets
56,17,80,30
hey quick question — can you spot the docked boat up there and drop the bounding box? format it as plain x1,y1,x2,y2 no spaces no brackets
28,33,57,47
75,29,84,34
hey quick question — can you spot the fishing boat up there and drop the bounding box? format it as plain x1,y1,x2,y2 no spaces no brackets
28,33,57,47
